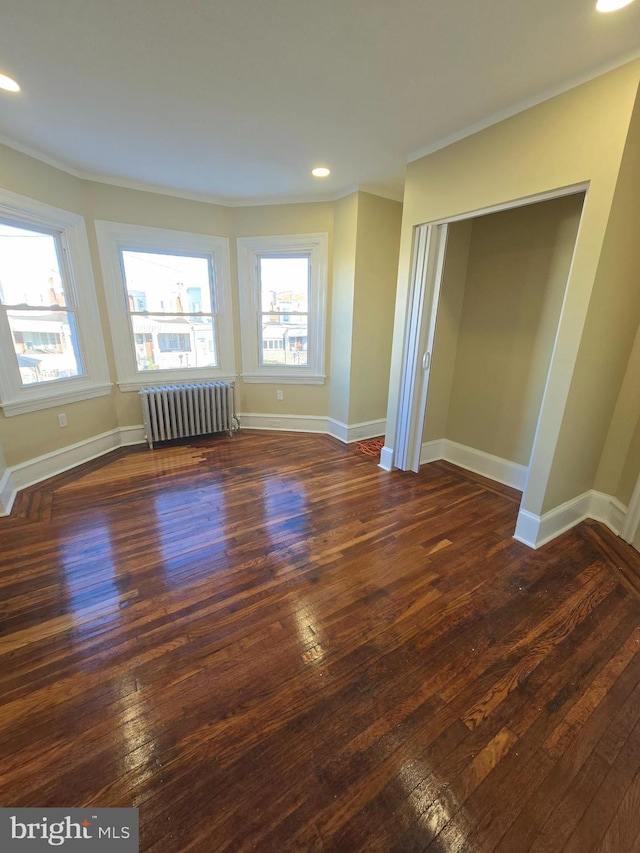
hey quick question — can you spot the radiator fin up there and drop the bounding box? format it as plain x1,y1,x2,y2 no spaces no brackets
140,382,239,449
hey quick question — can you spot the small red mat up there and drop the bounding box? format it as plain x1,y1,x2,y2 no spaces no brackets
355,437,384,457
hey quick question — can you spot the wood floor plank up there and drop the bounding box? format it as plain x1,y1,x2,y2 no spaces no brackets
1,430,640,851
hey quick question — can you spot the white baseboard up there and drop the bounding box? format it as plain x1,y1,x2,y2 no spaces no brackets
0,466,13,516
420,439,631,549
119,425,146,446
379,445,394,471
327,418,386,444
237,412,329,434
0,425,146,517
0,414,388,517
514,490,628,549
238,413,386,445
420,438,528,491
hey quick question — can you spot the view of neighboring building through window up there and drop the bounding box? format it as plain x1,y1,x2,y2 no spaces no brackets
259,255,309,366
0,221,82,385
120,250,217,372
236,233,327,384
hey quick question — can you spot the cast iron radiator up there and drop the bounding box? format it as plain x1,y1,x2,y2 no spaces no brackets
139,382,239,449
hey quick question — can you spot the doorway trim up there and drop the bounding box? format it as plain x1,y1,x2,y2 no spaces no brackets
622,474,640,547
390,181,590,541
394,223,448,471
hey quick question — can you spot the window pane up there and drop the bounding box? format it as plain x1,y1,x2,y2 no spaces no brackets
0,222,66,308
121,251,212,314
130,314,216,371
8,309,81,385
259,315,308,365
259,256,309,366
259,257,309,314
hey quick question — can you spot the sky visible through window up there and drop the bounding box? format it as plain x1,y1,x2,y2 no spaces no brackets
259,255,309,366
0,222,81,384
0,222,62,305
120,250,217,371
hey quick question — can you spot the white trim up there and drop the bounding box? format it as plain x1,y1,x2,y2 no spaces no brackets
0,414,389,516
1,381,112,417
514,490,628,549
118,425,147,446
424,183,590,230
420,439,528,491
327,418,386,444
407,48,640,165
621,471,640,543
512,510,541,549
236,233,328,384
0,131,402,207
237,413,385,444
0,425,147,517
395,224,449,472
240,373,325,385
117,376,238,394
237,412,329,434
0,189,111,415
94,220,235,388
420,438,446,465
0,465,13,516
379,445,394,472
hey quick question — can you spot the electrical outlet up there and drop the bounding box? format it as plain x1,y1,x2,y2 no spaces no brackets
276,389,284,401
58,413,67,428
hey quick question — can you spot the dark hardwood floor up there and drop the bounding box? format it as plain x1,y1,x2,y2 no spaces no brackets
2,430,640,852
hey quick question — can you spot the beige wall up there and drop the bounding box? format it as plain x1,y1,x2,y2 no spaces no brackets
328,193,358,425
583,85,640,509
231,201,334,419
0,147,401,472
349,192,402,425
0,150,120,468
443,194,583,466
598,323,640,505
0,143,85,214
386,59,640,520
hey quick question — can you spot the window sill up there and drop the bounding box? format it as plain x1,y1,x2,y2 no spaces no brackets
0,381,113,417
241,373,326,385
118,373,238,393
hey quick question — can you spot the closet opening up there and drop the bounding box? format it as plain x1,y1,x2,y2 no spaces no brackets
393,186,587,542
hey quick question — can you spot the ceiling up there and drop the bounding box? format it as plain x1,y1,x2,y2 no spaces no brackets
1,0,639,206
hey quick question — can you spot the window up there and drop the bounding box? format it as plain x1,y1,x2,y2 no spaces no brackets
0,190,110,416
95,222,235,390
237,233,328,384
157,333,192,353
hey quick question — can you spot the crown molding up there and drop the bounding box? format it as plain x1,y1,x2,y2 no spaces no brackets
408,48,640,165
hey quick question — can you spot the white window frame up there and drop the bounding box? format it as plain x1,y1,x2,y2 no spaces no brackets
237,233,328,384
95,221,235,391
0,189,111,417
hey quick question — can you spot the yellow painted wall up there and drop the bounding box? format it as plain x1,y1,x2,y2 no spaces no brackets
0,150,119,468
231,201,334,419
0,147,399,472
445,194,583,467
578,83,640,509
349,192,402,425
0,143,85,214
386,59,640,519
328,193,358,426
597,323,640,505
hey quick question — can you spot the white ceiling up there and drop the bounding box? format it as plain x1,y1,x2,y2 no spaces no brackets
1,0,639,205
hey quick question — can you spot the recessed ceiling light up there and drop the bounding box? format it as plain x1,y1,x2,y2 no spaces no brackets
596,0,635,11
0,73,20,93
312,167,331,178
